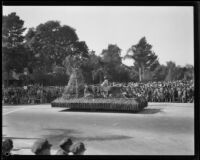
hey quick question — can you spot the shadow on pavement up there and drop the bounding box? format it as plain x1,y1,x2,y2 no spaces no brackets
43,128,82,134
80,135,133,141
59,108,162,114
137,108,162,114
59,109,140,114
40,128,132,149
41,128,82,149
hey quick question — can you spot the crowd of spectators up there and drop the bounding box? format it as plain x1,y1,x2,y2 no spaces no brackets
2,80,194,105
2,84,64,105
117,80,194,103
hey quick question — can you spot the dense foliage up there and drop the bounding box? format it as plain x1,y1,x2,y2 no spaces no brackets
2,12,29,84
2,12,194,87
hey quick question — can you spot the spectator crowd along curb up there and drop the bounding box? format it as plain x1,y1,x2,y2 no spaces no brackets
2,84,64,105
123,80,194,103
2,80,194,105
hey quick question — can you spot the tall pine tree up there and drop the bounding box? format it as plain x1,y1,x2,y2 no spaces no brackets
124,37,159,82
2,12,27,86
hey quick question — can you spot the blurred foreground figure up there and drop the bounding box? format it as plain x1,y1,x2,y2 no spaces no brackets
56,138,73,155
2,138,13,156
31,139,52,155
70,142,86,155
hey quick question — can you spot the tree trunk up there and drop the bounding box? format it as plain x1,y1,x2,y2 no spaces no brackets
141,64,145,82
92,71,95,84
139,67,142,82
75,72,78,98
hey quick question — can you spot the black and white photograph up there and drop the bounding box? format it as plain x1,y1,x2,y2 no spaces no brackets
2,4,196,156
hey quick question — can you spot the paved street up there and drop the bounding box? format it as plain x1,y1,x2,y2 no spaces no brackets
2,103,194,155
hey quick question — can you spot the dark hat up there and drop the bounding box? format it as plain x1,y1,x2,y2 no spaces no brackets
2,138,13,151
31,139,52,154
70,142,86,154
59,138,73,149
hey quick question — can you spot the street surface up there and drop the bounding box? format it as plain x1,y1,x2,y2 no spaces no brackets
2,103,194,155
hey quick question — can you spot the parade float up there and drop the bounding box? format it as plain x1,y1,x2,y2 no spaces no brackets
51,67,148,113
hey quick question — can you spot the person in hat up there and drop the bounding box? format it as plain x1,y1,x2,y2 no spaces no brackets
70,142,86,155
2,138,13,156
84,85,94,98
31,139,52,155
101,76,109,98
56,138,73,155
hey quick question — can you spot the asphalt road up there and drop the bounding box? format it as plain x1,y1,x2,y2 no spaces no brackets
2,103,194,155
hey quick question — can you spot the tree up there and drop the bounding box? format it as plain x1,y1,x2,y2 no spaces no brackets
115,64,133,82
101,44,122,64
124,37,159,82
128,66,139,82
175,65,185,80
3,46,30,73
173,64,194,81
152,64,167,81
2,12,27,86
101,44,122,81
79,51,98,84
3,12,26,47
63,41,89,75
183,64,194,80
25,21,80,73
165,61,177,81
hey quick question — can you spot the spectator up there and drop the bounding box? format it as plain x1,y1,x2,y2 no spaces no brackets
2,138,13,156
101,77,109,98
56,138,73,155
70,142,86,155
31,139,52,155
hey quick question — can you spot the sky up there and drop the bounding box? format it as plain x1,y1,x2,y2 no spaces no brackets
3,6,194,67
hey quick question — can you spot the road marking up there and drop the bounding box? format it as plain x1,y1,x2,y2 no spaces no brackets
3,107,31,116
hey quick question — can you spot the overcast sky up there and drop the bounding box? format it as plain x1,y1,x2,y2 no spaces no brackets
3,6,194,67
